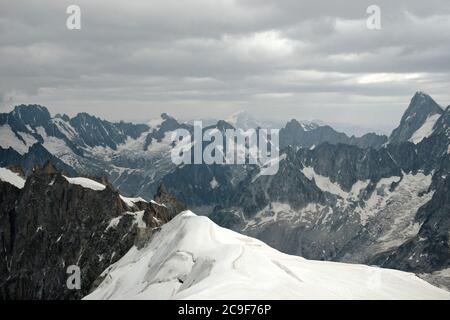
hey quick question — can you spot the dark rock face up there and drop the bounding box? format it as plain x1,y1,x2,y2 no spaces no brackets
0,104,151,178
0,163,184,300
389,92,443,144
0,105,51,133
348,132,389,149
115,121,149,140
235,148,327,217
297,143,400,191
152,119,247,210
0,144,77,176
153,183,187,219
370,154,450,273
432,106,450,138
162,164,240,208
0,181,21,280
279,119,387,150
69,113,149,150
0,105,83,156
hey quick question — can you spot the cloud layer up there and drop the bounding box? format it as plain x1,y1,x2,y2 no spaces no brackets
1,0,449,130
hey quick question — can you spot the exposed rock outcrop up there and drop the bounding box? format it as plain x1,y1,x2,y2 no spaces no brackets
0,162,185,299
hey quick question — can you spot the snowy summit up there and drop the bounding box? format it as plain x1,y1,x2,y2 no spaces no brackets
85,211,450,300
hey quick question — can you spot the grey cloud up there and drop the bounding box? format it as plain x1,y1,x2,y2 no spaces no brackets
0,0,449,131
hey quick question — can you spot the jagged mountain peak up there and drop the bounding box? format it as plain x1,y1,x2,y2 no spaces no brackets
278,118,321,132
2,104,51,128
280,119,387,150
407,91,442,116
389,92,444,144
157,113,181,130
143,113,184,149
67,111,149,150
54,113,70,122
148,112,182,131
161,112,176,121
204,119,235,133
71,111,104,123
154,182,187,218
286,118,303,130
12,104,50,116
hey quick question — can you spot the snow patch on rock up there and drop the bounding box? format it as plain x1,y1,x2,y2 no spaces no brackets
63,176,106,191
210,177,219,189
120,195,147,208
0,125,36,155
409,114,441,144
0,167,26,189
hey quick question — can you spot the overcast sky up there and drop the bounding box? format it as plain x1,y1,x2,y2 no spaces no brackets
1,0,449,132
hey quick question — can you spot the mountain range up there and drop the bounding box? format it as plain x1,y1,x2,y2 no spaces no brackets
0,91,449,297
0,102,389,198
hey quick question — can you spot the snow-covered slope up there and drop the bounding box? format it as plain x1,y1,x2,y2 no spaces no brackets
0,125,37,155
409,113,441,144
0,167,26,188
84,212,450,300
